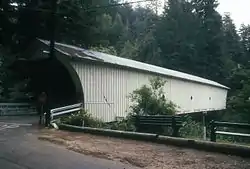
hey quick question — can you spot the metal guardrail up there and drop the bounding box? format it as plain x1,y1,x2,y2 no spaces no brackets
210,120,250,142
50,103,83,121
133,115,183,137
0,103,36,116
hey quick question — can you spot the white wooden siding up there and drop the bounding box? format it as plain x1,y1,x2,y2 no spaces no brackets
71,61,227,122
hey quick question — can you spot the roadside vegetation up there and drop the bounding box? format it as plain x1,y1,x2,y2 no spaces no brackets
60,77,204,139
59,77,250,145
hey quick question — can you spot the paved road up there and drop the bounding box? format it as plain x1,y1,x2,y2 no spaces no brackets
0,116,135,169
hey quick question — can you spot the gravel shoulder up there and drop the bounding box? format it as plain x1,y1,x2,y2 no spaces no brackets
38,129,250,169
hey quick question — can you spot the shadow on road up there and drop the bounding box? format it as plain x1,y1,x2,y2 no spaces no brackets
0,116,136,169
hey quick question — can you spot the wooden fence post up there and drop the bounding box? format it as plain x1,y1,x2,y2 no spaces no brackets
135,115,140,132
203,111,207,140
210,120,216,142
172,116,178,137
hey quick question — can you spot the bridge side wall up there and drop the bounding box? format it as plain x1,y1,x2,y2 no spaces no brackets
71,60,228,122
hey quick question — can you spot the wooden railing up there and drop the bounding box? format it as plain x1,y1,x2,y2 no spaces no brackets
0,103,36,116
133,115,183,137
50,103,83,122
210,120,250,142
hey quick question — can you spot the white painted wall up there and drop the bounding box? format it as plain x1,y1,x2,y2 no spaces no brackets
71,61,228,122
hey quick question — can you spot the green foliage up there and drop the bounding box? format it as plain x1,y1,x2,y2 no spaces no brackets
129,77,177,116
8,78,34,102
105,117,136,131
61,109,136,131
239,25,250,66
179,115,204,139
61,109,105,128
0,47,31,102
90,46,117,55
119,40,139,59
226,67,250,123
157,0,198,73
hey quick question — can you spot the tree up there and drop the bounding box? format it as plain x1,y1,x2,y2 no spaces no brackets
221,13,241,85
91,13,113,46
119,40,139,59
90,45,117,55
129,77,176,116
0,46,31,101
239,24,250,65
110,13,125,45
0,0,43,53
136,30,162,65
116,7,160,63
156,0,198,73
56,0,112,47
226,66,250,123
192,0,224,82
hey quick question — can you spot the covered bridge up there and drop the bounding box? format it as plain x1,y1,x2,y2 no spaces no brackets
16,39,229,122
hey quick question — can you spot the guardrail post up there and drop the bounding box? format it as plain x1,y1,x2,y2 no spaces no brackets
134,115,140,132
203,111,207,140
172,116,178,137
210,120,216,142
50,109,53,122
50,103,82,123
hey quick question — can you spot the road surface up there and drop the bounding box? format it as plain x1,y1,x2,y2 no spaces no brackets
0,116,136,169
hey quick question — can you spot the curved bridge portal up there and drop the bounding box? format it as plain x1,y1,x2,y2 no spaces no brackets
29,57,84,108
13,41,84,109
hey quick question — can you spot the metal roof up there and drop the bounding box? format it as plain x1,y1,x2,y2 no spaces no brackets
38,39,229,89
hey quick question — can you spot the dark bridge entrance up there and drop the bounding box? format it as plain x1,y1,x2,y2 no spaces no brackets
12,49,84,109
29,57,77,107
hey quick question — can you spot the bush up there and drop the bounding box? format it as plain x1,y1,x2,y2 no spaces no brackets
60,109,136,131
106,117,136,131
179,115,203,139
128,77,177,116
60,109,105,128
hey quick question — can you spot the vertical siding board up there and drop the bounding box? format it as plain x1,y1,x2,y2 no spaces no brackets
121,69,124,117
104,66,108,121
105,67,108,122
95,65,99,119
121,70,124,117
88,64,92,115
88,64,90,102
118,69,120,117
110,67,114,121
109,67,112,121
120,69,123,117
99,66,102,120
113,68,117,119
117,69,120,118
116,68,119,118
109,68,112,120
107,67,111,121
115,68,118,118
101,66,104,120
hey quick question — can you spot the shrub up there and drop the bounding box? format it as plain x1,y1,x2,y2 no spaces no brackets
60,109,136,131
106,117,136,131
60,109,105,128
128,77,177,116
179,115,203,139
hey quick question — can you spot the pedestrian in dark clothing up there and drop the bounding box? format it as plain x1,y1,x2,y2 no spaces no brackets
37,92,50,127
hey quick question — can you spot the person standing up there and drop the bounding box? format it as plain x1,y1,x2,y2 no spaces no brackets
37,92,50,126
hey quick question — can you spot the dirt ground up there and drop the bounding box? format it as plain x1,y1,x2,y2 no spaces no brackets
38,129,250,169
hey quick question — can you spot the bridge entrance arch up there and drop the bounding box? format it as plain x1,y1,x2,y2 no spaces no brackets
12,42,84,109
